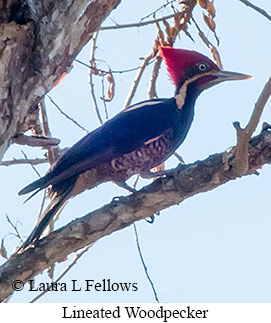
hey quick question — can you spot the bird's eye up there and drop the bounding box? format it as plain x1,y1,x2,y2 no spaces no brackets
198,63,208,72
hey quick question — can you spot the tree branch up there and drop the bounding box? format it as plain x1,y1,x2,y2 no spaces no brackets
89,31,104,125
122,53,154,110
148,56,163,99
238,0,271,23
12,134,60,148
0,127,271,301
233,75,271,175
46,95,88,134
99,12,180,31
0,158,47,167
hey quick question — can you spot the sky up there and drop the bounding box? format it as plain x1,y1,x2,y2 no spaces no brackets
0,0,271,303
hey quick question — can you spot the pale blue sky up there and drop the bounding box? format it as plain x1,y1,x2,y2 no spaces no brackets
1,0,271,302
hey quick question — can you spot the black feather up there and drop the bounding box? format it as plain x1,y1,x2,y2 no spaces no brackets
18,173,52,195
18,178,76,251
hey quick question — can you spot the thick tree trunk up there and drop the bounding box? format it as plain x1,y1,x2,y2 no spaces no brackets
0,0,120,160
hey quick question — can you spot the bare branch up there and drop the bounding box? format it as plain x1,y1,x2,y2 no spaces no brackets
233,75,271,175
40,98,60,166
148,56,163,99
5,215,23,244
101,76,109,120
75,59,155,75
0,158,47,167
20,151,41,178
89,31,104,125
1,127,271,301
122,53,154,110
40,98,51,138
100,13,181,31
140,0,179,21
238,0,271,23
12,134,60,148
46,95,88,133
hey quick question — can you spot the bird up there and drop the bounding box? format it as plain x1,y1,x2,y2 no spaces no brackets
18,46,251,250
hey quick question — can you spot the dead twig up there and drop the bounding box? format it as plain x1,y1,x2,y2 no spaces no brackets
75,59,155,75
40,98,60,165
148,55,163,100
122,53,154,110
140,0,178,21
21,151,41,178
238,0,271,23
233,74,271,175
133,224,159,303
0,158,47,166
40,98,50,137
46,95,88,133
89,31,104,125
5,215,23,244
101,75,109,120
100,12,181,31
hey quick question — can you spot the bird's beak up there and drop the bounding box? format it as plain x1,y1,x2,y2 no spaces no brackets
212,70,252,82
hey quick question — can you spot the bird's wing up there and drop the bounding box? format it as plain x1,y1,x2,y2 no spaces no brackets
19,98,178,194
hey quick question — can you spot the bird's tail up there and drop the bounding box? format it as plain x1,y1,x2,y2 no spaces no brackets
18,189,71,252
18,173,53,196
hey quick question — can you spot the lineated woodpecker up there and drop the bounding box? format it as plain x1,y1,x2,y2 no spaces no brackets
18,47,251,250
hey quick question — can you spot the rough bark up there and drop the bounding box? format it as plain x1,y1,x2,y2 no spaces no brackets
0,0,121,160
0,128,270,302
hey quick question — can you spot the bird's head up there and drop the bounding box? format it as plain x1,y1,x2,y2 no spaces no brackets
160,46,251,95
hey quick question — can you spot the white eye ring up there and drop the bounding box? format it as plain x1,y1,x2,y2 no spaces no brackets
198,63,208,71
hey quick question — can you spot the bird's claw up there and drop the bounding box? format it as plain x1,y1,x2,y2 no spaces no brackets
261,122,271,133
145,211,160,224
145,216,155,223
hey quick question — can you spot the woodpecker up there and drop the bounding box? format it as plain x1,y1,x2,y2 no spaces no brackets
18,47,251,250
